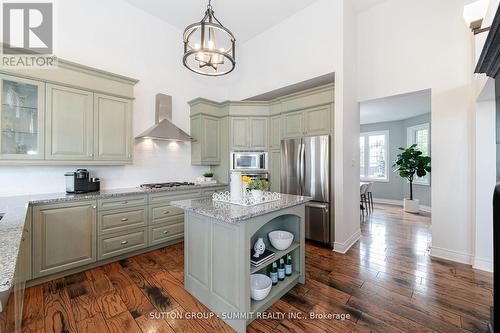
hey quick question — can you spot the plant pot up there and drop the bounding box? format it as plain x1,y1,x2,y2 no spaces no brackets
204,177,213,182
251,190,263,201
403,198,420,213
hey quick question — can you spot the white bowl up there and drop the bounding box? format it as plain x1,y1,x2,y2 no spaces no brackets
250,274,272,301
268,230,294,250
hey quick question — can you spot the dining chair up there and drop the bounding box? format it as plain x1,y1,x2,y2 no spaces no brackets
366,182,374,212
360,183,369,218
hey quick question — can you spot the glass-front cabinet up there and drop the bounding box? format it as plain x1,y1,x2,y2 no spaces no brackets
0,74,45,159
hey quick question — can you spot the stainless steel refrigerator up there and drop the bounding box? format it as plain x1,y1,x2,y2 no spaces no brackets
281,135,330,244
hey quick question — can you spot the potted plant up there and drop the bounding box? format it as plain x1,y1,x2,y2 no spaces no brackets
247,179,270,201
393,144,431,213
203,171,214,181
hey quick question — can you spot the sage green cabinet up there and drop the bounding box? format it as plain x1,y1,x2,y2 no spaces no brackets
304,105,331,136
191,114,220,165
230,117,249,150
270,150,281,192
282,111,304,138
230,117,268,151
282,105,331,138
269,115,281,149
0,74,45,160
94,94,132,161
32,201,97,278
45,84,94,160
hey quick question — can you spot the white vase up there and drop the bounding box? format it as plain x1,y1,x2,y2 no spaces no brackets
251,190,263,201
403,198,420,213
253,238,266,258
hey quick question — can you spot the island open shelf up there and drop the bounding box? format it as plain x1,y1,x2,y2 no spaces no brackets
172,195,308,333
250,242,300,274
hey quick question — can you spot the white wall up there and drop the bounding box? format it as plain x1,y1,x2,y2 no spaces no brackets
473,98,495,271
0,0,230,195
226,0,339,100
358,0,476,264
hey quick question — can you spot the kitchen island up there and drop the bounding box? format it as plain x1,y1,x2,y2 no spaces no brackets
171,194,310,333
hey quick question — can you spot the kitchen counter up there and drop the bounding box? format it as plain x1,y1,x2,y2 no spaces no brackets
0,183,226,305
170,194,311,223
172,193,308,333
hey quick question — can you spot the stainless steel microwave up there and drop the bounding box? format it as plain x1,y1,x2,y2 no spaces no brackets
230,151,268,171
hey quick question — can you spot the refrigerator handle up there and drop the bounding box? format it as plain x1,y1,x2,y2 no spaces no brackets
300,141,306,195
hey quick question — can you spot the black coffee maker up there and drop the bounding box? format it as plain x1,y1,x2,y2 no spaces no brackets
65,169,100,194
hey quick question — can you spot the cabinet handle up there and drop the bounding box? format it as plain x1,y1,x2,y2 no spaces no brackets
121,217,128,222
128,154,132,158
163,210,169,214
89,153,94,157
162,230,169,234
121,240,128,245
92,205,97,209
122,201,128,204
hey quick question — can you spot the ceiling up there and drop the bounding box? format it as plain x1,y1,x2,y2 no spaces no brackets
122,0,320,43
245,73,334,101
360,89,431,125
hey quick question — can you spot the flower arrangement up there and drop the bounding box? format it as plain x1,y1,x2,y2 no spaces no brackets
247,179,270,191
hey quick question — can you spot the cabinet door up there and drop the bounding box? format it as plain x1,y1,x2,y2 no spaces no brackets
270,150,281,192
249,117,268,150
0,74,45,160
201,115,220,163
94,94,132,161
45,84,93,160
33,201,97,278
230,117,248,150
283,111,304,138
304,105,331,136
269,115,281,149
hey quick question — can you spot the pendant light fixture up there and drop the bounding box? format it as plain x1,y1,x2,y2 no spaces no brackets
183,0,236,76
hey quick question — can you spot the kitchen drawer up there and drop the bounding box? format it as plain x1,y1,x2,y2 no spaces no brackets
150,213,184,226
149,190,201,204
149,222,184,246
98,207,147,235
151,204,184,220
98,228,147,260
98,195,147,211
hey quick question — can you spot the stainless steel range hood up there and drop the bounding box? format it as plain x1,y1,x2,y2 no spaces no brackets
135,94,193,141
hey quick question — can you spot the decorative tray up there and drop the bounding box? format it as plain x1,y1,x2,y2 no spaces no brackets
212,191,281,206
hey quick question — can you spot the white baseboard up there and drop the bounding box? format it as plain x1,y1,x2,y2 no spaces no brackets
333,229,361,254
372,198,431,213
473,256,493,272
430,246,473,265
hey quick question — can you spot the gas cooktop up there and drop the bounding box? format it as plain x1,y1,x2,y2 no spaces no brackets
140,182,195,189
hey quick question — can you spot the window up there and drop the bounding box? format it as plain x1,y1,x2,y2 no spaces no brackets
407,123,430,185
360,131,389,181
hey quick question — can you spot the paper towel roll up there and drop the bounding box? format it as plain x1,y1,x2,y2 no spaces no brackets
230,172,243,202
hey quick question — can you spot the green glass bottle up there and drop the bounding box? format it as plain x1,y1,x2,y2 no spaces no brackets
278,258,285,281
285,254,292,276
270,261,278,286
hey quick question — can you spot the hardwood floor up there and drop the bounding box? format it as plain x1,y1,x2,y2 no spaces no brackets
6,204,493,332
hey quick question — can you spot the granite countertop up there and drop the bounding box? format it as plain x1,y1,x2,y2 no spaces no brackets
0,183,226,302
171,193,311,223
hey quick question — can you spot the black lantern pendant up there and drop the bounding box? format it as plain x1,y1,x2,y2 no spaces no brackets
183,0,236,76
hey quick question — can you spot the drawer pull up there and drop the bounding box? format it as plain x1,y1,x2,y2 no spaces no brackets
122,201,129,204
163,210,170,214
162,230,169,234
121,240,128,245
121,217,129,222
